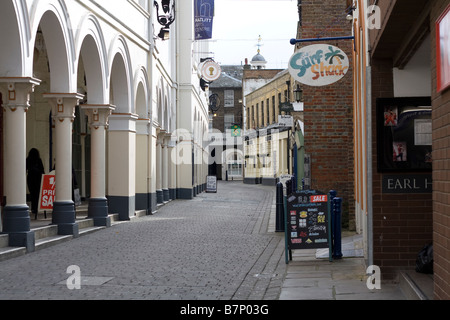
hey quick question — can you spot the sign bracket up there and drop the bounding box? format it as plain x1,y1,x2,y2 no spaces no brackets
290,36,355,45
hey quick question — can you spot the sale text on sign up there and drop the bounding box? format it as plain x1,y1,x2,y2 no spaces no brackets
39,172,56,212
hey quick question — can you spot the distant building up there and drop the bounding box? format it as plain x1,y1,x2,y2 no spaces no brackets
209,66,244,180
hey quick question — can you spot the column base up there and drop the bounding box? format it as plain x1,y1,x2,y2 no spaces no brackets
52,201,79,237
2,205,35,252
108,196,135,221
177,188,193,200
88,198,111,227
169,189,176,201
2,205,31,233
149,193,157,214
156,189,164,204
163,189,170,202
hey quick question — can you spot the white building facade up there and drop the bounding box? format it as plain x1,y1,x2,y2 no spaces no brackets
0,0,210,251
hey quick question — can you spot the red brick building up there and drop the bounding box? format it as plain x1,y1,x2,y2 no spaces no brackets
352,0,450,299
296,0,355,229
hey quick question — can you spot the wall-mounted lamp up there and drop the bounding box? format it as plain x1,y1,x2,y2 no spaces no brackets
346,4,357,21
293,85,303,103
154,0,176,40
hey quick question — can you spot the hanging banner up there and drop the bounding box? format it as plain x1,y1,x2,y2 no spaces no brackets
195,0,215,40
288,44,349,86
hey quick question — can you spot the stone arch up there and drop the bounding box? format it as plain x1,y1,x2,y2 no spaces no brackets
0,0,29,76
134,67,150,118
108,35,133,113
30,0,76,92
75,14,108,104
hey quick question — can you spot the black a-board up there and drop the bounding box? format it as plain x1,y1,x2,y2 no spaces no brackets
284,189,333,263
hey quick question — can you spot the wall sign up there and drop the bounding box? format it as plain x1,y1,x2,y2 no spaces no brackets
382,174,432,194
288,44,349,86
436,4,450,92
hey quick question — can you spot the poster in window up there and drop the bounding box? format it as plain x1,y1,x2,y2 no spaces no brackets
377,97,432,172
393,142,407,162
384,106,398,126
436,4,450,92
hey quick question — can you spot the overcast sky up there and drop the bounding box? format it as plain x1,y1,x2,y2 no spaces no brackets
208,0,299,69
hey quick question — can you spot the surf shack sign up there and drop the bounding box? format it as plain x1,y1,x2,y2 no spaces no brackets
288,44,349,86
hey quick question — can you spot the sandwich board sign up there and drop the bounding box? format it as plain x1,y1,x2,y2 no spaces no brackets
285,189,332,263
39,171,56,212
206,175,217,193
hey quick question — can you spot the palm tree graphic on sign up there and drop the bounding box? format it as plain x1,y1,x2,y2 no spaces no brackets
325,46,345,64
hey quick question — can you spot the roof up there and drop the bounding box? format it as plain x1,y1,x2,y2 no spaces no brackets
209,65,243,88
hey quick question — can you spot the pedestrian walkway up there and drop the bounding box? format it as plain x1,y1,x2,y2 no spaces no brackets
0,181,416,300
279,237,407,300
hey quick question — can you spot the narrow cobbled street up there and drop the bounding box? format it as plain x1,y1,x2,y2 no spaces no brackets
0,181,286,300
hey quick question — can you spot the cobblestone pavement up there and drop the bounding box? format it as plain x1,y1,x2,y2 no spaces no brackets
0,181,286,300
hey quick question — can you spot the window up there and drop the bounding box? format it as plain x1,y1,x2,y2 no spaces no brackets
224,90,234,107
261,101,265,127
377,97,432,172
256,103,259,128
224,114,235,130
272,96,276,123
266,98,270,125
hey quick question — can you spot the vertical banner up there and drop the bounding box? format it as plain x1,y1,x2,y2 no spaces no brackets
195,0,215,40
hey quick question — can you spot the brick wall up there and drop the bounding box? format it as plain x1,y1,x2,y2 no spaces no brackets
431,0,450,301
370,59,434,281
300,0,355,229
210,87,243,133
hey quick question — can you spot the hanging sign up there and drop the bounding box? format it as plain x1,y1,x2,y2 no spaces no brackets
200,60,221,82
194,0,215,40
231,125,241,137
288,44,349,86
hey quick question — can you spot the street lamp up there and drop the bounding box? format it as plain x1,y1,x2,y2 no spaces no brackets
293,85,303,103
154,0,176,40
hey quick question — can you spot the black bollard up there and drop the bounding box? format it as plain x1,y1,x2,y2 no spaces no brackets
332,197,343,259
285,180,292,197
290,175,296,193
276,182,285,232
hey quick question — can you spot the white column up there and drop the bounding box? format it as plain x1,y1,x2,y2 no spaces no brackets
162,135,170,201
168,136,177,200
81,105,114,226
0,78,40,251
44,93,83,236
156,133,163,204
107,113,138,220
135,118,151,214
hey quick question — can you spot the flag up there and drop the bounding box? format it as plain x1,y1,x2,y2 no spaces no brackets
195,0,214,40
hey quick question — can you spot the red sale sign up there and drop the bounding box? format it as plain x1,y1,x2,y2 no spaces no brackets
310,195,328,203
38,173,56,212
